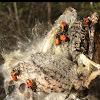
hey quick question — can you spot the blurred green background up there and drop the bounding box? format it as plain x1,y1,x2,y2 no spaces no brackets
0,2,100,29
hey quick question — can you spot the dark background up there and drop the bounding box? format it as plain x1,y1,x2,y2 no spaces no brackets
0,2,100,28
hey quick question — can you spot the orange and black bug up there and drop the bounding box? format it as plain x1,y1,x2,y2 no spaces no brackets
11,70,18,81
83,17,90,24
60,22,68,32
26,79,36,92
55,34,60,45
11,69,20,81
60,33,67,42
83,17,91,31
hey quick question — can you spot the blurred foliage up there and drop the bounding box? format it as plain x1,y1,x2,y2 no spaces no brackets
0,2,100,28
0,2,99,32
